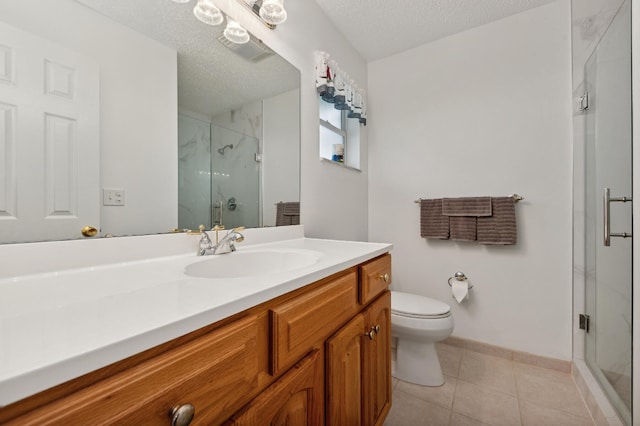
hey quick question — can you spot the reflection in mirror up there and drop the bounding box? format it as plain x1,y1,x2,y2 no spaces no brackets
0,0,300,244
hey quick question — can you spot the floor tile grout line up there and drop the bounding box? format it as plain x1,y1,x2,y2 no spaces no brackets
394,343,593,425
448,371,460,426
513,360,596,422
511,358,525,426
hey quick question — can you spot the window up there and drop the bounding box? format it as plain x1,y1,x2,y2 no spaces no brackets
319,98,360,169
315,51,365,171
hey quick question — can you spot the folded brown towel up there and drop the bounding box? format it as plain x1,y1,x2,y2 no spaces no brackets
477,197,517,245
420,199,449,239
442,197,492,216
276,202,300,226
450,216,477,241
275,203,285,226
282,202,300,216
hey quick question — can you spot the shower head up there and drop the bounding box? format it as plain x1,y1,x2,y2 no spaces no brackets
217,144,234,155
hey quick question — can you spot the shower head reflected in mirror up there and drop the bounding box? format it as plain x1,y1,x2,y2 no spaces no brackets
217,144,234,155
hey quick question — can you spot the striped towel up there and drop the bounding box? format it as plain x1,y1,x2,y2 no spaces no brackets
449,216,477,241
276,202,300,226
420,199,449,239
282,202,300,216
477,197,517,245
442,197,492,216
442,197,492,241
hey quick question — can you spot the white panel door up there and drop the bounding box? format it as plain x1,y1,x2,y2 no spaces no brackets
0,21,99,243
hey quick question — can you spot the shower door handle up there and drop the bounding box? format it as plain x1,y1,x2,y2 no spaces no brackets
212,201,224,227
603,188,632,246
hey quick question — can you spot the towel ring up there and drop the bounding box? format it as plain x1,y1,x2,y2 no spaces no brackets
448,271,474,289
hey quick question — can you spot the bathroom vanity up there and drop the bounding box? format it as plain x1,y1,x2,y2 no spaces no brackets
0,231,392,425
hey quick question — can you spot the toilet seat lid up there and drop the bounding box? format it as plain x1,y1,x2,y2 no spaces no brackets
391,291,451,319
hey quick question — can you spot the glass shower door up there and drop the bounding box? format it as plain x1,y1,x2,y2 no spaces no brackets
210,124,261,229
584,1,632,423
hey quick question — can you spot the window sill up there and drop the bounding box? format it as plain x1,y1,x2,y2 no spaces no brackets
320,157,362,172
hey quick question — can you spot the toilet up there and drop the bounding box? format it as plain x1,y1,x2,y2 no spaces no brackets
391,290,454,387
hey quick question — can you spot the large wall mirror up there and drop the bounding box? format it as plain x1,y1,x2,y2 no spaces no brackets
0,0,300,244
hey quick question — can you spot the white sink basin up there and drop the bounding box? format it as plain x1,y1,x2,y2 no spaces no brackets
184,249,323,279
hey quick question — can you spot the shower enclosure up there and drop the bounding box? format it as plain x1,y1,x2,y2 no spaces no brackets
178,114,261,231
583,1,633,423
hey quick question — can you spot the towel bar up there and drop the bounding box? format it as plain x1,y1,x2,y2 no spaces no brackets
413,193,524,203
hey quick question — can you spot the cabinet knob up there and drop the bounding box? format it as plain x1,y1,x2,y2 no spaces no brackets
170,404,195,426
378,273,390,282
366,328,376,340
366,324,381,340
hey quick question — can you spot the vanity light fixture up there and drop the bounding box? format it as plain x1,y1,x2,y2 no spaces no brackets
193,0,224,26
237,0,287,29
224,18,250,44
173,0,282,45
259,0,287,25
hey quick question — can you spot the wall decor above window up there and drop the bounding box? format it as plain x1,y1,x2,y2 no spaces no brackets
314,51,367,125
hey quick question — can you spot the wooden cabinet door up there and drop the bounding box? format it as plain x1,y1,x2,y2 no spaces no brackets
231,350,323,425
363,291,392,426
325,313,365,426
271,270,358,375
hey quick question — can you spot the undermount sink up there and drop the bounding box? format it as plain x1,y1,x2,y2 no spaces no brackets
184,249,323,279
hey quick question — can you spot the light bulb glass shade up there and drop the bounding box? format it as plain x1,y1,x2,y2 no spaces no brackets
259,0,287,25
193,0,224,26
224,18,250,44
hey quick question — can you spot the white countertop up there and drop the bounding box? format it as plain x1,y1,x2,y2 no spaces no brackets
0,236,391,406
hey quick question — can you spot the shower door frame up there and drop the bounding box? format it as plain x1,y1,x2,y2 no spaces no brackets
581,1,634,423
632,1,640,422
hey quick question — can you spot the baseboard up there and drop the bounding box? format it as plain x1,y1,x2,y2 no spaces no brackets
442,336,571,374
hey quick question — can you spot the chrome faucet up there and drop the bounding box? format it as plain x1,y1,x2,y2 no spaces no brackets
197,225,245,256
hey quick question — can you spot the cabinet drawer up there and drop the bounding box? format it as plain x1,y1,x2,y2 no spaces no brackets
359,254,392,305
10,316,260,426
271,271,358,375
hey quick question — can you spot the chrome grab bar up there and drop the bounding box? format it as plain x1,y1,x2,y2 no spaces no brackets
603,188,632,246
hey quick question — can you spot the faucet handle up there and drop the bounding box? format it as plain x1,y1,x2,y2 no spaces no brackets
231,227,245,243
212,225,225,244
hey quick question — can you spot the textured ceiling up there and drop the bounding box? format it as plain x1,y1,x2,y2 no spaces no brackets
313,0,558,61
76,0,299,117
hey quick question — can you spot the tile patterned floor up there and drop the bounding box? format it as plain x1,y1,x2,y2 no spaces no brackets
384,343,595,426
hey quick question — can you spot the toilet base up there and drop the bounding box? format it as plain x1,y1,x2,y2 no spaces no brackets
394,339,444,387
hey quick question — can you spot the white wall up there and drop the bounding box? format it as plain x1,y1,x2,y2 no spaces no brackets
214,0,369,241
0,0,178,237
368,1,573,360
263,89,301,227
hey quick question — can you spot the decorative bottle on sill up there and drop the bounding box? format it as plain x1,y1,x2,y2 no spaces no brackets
332,144,344,163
